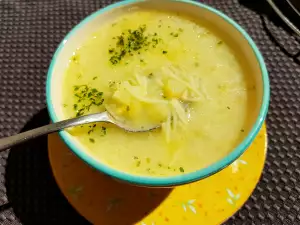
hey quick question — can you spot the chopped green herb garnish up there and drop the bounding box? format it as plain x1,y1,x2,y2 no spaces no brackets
117,35,125,47
93,76,98,80
148,73,153,78
134,156,139,160
136,160,141,167
179,167,185,173
227,106,230,110
71,54,79,64
126,106,130,111
241,129,245,133
109,81,116,88
88,124,97,135
73,85,104,117
108,25,162,65
89,138,95,143
217,41,223,45
170,32,179,37
178,28,184,32
101,126,107,136
108,81,121,89
162,50,167,54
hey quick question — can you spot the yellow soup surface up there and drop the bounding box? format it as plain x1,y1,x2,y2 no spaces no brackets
62,10,256,176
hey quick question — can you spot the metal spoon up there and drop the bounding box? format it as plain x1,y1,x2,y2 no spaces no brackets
0,111,158,152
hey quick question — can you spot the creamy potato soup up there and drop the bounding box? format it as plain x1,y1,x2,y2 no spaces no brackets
62,10,256,176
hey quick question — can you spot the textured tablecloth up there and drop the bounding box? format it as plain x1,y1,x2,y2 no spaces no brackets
0,0,299,224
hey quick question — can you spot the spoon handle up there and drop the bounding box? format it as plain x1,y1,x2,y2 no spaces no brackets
0,112,110,152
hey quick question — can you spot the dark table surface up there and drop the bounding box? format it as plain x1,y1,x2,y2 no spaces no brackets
0,0,299,224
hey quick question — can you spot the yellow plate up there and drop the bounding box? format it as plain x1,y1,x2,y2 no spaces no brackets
48,124,267,225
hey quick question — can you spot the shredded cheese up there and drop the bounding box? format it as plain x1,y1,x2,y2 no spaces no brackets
107,64,203,141
162,66,202,98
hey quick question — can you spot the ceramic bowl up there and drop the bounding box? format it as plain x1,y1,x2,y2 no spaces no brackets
46,0,270,187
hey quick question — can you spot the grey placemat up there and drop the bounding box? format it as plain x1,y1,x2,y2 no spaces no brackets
0,0,299,224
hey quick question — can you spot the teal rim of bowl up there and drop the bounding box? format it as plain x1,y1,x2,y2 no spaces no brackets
46,0,270,187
